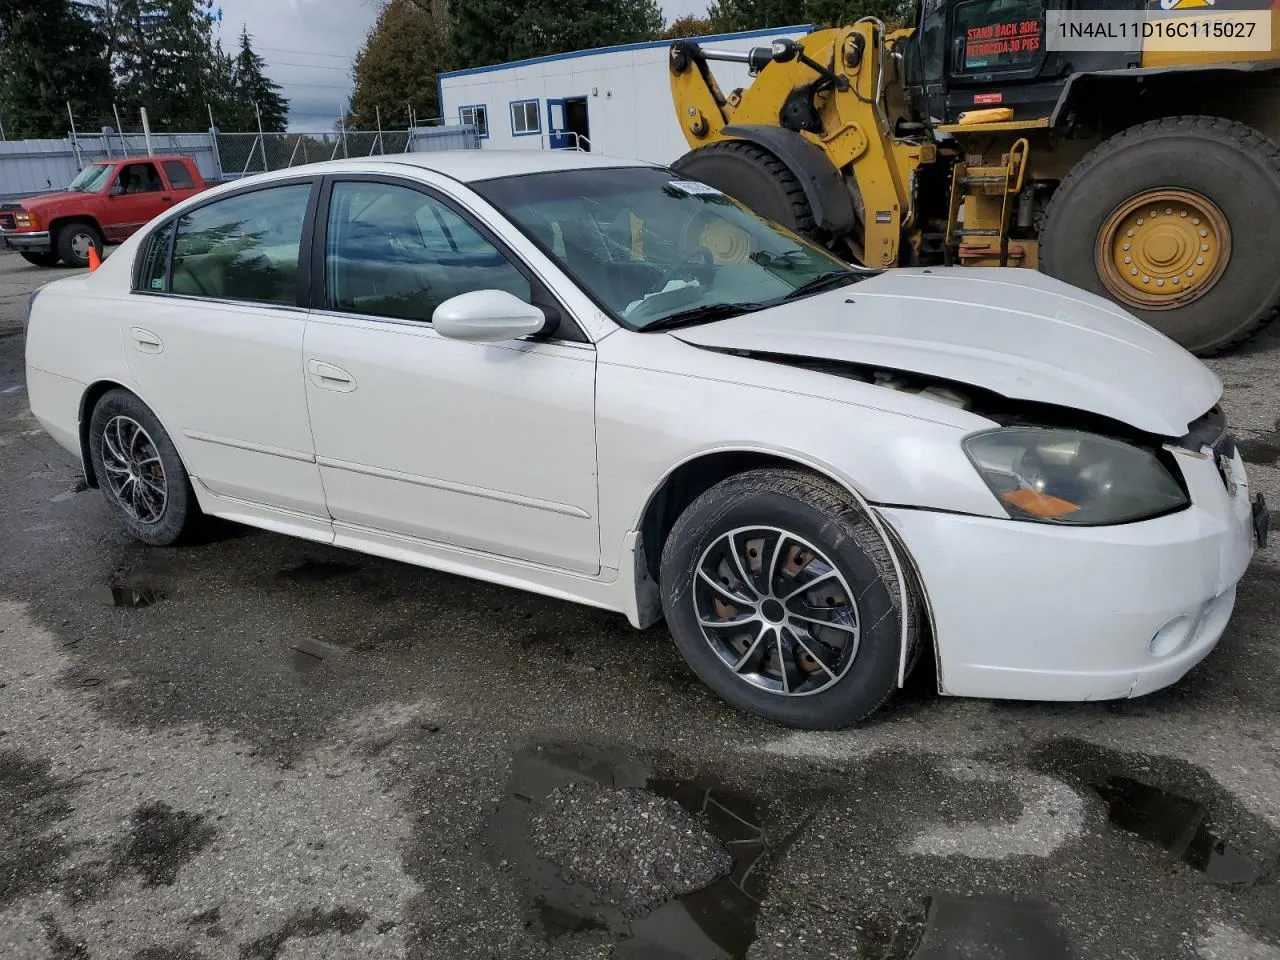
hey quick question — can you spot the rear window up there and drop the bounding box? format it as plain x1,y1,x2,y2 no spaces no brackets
162,160,195,190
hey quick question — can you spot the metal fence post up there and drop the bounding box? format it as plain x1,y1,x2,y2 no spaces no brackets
254,102,268,172
112,104,130,157
375,105,384,155
140,107,154,155
67,102,82,168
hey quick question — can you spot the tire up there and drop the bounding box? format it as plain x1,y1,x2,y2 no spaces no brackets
55,221,104,269
88,389,198,546
672,140,818,237
659,468,919,728
19,251,60,267
1040,116,1280,355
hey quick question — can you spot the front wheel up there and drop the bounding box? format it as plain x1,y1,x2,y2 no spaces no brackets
88,389,198,546
659,468,919,728
55,222,103,269
1040,116,1280,355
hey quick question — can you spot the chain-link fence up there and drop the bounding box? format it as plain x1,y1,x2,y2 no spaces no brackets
213,126,479,180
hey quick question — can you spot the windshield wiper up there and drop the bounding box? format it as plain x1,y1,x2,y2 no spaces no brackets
640,301,768,332
782,270,861,300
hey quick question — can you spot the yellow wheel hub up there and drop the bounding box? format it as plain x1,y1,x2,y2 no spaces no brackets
1096,189,1230,311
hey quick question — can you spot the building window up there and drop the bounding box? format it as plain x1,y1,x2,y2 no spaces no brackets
459,104,488,138
510,99,540,137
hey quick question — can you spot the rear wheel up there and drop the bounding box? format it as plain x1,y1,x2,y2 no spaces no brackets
88,389,198,546
19,251,60,267
659,468,918,728
1040,116,1280,355
55,222,103,269
672,140,817,237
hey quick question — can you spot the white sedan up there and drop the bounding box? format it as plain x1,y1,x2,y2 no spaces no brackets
23,151,1266,728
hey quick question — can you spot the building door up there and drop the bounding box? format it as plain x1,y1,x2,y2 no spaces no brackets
547,97,590,150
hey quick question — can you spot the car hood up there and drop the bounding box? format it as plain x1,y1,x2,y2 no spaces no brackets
671,267,1220,437
2,191,80,212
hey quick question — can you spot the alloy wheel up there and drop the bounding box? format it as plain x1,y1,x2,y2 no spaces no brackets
100,415,168,524
693,526,861,697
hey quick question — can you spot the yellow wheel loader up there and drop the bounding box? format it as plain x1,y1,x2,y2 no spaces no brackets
668,0,1280,354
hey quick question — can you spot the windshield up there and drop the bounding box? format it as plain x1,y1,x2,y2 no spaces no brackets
67,163,113,193
472,166,859,330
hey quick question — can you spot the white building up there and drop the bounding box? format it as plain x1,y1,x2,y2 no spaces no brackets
437,24,814,166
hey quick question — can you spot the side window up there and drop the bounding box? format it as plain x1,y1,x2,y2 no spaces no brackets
510,99,540,136
171,184,311,305
326,181,531,323
162,160,195,189
137,220,175,291
951,0,1043,74
459,105,489,138
117,162,163,194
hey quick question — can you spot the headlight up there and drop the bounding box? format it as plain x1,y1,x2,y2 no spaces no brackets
964,428,1189,525
14,211,36,228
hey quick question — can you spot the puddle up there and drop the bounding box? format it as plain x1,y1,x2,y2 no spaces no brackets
488,744,776,959
913,894,1074,960
107,585,163,608
289,637,341,673
1099,777,1263,885
277,558,361,582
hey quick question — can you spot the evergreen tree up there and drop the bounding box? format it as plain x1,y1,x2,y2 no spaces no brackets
0,0,114,138
232,26,288,131
449,0,664,70
112,0,227,129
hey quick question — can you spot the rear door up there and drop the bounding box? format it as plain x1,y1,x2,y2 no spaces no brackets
160,158,206,204
124,178,328,524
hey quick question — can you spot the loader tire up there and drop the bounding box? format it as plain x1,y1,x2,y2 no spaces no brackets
1040,115,1280,356
672,140,818,237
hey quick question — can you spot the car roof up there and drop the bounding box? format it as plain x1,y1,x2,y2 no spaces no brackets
251,150,659,185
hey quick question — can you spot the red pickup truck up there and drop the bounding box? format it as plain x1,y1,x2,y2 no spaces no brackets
0,154,212,268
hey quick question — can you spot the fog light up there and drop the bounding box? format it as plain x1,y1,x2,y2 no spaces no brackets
1149,615,1195,657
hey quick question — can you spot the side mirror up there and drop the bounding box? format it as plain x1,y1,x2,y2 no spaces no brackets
432,290,549,343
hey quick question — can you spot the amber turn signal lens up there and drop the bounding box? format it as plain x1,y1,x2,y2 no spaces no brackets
1002,488,1081,518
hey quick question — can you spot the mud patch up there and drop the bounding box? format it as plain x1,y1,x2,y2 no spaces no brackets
118,801,217,886
0,749,77,906
41,914,90,959
1237,423,1280,466
106,583,164,608
238,905,369,960
133,947,206,960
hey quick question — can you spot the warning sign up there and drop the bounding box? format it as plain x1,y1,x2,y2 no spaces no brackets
964,18,1043,67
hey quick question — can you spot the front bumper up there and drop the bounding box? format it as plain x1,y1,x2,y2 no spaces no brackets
881,445,1257,702
1,230,52,253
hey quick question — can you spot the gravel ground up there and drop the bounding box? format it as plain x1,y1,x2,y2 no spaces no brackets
529,781,733,911
1,250,1279,960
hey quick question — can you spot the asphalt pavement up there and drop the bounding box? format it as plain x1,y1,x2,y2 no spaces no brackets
1,250,1278,960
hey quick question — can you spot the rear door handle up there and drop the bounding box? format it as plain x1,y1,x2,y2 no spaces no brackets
129,327,163,354
307,359,356,392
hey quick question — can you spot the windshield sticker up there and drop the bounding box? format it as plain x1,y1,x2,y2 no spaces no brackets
668,180,723,196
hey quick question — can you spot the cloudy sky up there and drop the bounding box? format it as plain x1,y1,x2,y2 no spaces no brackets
212,0,708,131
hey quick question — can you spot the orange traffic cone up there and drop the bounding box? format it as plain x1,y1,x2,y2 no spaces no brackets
87,245,101,272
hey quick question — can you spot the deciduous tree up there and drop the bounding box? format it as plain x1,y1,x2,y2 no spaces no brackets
349,0,449,127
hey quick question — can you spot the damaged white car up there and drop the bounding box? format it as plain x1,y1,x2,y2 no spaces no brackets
23,152,1268,727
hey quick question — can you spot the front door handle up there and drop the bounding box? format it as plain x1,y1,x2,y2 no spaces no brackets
129,327,163,354
307,359,356,392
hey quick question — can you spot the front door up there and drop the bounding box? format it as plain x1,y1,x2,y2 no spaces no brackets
123,180,327,519
104,161,169,241
546,99,573,149
302,177,600,574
